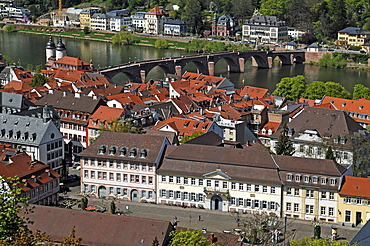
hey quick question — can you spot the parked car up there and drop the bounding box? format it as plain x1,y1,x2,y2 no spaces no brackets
67,174,79,181
72,163,80,170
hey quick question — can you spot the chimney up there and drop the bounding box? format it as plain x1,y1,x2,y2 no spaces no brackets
49,89,54,94
75,93,81,98
209,233,215,244
63,91,67,97
93,95,98,100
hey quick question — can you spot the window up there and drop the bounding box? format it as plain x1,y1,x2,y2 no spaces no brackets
294,188,300,196
130,175,135,182
183,178,188,185
117,162,121,169
191,178,196,185
343,152,348,160
84,170,88,178
123,189,128,196
312,176,318,184
191,193,196,201
161,175,166,182
330,178,336,186
329,192,334,200
321,177,327,185
223,181,228,189
345,210,351,222
286,203,291,211
262,201,267,209
344,197,351,203
239,183,244,191
207,180,212,187
306,190,314,198
129,148,137,157
140,149,148,158
329,207,334,216
295,175,301,182
184,192,189,200
321,191,327,199
254,185,259,192
142,164,146,171
317,148,322,156
271,186,276,194
109,173,114,180
149,177,153,184
287,174,292,181
169,190,174,198
119,147,127,156
199,179,203,186
199,194,204,202
135,175,139,183
142,176,146,184
135,164,140,170
270,202,276,210
176,177,181,184
254,200,259,208
238,198,244,206
304,175,310,183
306,205,314,214
294,203,299,212
109,187,114,194
231,182,236,190
161,190,166,197
287,187,292,195
116,173,121,181
231,197,236,205
263,186,268,193
123,174,127,182
320,206,326,215
176,191,181,199
169,176,174,183
91,171,95,178
98,172,102,179
247,184,251,191
103,172,107,180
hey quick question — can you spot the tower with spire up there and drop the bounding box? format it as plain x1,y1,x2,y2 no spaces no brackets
45,36,56,63
56,38,67,60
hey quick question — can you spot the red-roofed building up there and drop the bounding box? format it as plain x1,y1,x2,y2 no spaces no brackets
338,176,370,226
0,147,61,205
152,117,223,141
143,6,169,34
239,85,269,99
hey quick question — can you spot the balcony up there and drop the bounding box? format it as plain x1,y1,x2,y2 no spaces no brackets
204,187,229,196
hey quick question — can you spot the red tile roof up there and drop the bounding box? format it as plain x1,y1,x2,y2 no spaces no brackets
145,6,169,17
339,176,370,198
88,106,126,129
239,86,269,99
153,117,212,137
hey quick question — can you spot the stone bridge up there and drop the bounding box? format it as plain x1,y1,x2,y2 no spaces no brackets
98,50,305,83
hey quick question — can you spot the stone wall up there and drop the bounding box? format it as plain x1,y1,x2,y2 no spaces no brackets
304,51,330,63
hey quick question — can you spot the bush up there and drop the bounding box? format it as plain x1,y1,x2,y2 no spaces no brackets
154,39,168,49
4,24,17,33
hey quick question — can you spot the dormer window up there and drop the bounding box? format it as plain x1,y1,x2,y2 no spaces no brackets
119,147,127,156
193,123,199,129
304,175,310,183
262,128,266,134
129,148,137,157
312,176,318,184
108,146,117,155
141,118,146,125
184,122,189,127
359,105,364,110
14,120,19,125
140,149,148,158
98,145,107,154
340,136,346,144
202,125,207,130
92,120,97,126
333,136,339,144
329,178,336,186
321,177,327,185
287,174,292,181
295,174,301,182
342,102,346,107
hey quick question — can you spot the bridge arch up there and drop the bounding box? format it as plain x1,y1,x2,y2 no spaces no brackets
176,60,209,75
242,54,269,68
212,56,241,73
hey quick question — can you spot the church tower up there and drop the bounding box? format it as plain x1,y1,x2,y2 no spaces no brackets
56,38,67,60
45,36,56,63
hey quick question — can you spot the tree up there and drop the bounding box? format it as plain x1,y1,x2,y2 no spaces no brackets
275,124,295,156
83,26,90,34
0,176,31,240
26,64,34,72
169,229,211,246
100,118,145,134
31,73,49,87
352,84,370,100
4,24,17,33
182,0,203,35
111,31,137,45
110,200,116,214
35,65,42,74
323,82,351,99
3,55,15,66
80,197,88,210
272,75,306,100
291,237,353,246
259,0,287,20
304,81,326,100
154,39,168,49
325,146,335,161
180,132,204,144
349,132,370,176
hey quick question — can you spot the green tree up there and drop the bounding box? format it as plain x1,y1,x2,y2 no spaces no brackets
4,24,17,33
3,55,15,66
154,39,168,49
318,53,346,69
259,0,287,20
274,124,295,156
110,201,116,214
325,146,335,161
291,237,354,246
170,229,210,246
80,197,88,210
304,81,326,100
111,31,137,45
352,84,370,100
328,0,347,38
182,0,203,35
272,75,306,100
31,73,49,87
324,82,351,99
35,65,42,74
0,176,30,240
100,118,145,134
180,132,204,144
83,26,90,34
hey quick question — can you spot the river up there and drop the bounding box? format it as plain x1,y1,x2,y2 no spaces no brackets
1,31,370,93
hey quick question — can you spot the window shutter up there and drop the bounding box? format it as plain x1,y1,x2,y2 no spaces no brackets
113,188,117,195
244,199,248,208
268,201,271,210
251,200,255,208
166,190,169,198
260,200,265,209
159,189,163,197
196,194,199,202
181,192,184,200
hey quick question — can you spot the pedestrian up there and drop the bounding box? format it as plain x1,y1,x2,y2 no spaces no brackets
174,216,177,221
198,215,201,221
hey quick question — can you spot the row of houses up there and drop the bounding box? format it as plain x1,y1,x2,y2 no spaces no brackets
78,130,370,227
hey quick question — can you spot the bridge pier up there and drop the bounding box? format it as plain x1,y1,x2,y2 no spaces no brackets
208,62,215,76
175,66,182,76
239,58,245,73
251,57,258,67
140,70,146,83
267,57,273,68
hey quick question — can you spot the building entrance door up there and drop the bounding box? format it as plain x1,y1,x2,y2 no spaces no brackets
131,189,139,202
210,195,222,210
356,211,362,225
98,186,106,198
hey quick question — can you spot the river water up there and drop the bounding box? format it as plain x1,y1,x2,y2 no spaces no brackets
1,31,370,93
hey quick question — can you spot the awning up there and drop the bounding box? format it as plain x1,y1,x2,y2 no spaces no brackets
71,141,83,147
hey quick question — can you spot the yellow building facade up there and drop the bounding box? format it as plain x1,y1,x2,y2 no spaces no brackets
337,27,370,46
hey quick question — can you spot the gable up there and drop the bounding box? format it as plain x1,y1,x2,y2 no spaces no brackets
203,169,231,180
